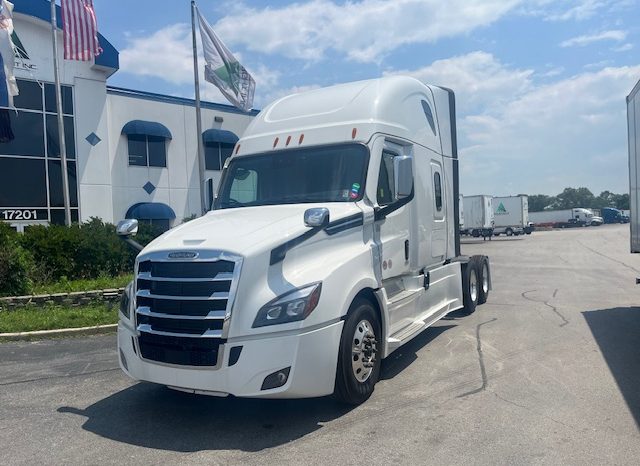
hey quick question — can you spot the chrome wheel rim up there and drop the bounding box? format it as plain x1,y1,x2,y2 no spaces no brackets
470,269,478,303
351,319,377,382
482,263,489,294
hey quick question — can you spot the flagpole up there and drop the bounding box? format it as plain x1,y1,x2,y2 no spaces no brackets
50,0,72,226
191,0,207,215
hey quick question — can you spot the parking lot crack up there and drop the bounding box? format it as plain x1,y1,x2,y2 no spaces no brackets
577,240,640,274
522,289,568,327
491,391,573,429
457,317,497,398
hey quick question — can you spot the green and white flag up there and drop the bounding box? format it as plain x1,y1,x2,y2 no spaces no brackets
196,7,255,112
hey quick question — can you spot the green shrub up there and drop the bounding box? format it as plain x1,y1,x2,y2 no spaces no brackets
0,222,34,296
18,218,165,284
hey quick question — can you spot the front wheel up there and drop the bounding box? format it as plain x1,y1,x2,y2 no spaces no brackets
334,299,381,405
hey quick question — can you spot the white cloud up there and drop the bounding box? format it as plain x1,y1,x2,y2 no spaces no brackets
522,0,633,22
382,51,640,194
612,42,633,52
119,24,280,108
385,51,533,114
120,24,194,85
457,65,640,195
213,0,521,63
560,29,627,47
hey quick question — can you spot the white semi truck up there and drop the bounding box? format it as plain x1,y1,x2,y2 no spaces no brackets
629,78,640,255
492,195,529,236
115,77,491,405
461,195,494,238
529,208,597,228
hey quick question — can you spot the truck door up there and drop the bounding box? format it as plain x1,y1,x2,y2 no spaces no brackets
375,145,415,334
376,148,412,281
430,161,446,260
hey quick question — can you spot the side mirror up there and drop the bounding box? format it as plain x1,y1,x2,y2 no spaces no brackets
205,178,215,211
304,208,330,227
116,219,139,237
394,156,413,200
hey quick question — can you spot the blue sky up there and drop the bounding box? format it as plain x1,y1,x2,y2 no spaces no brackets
94,0,640,196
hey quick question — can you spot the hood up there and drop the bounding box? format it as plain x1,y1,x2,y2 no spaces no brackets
140,203,364,257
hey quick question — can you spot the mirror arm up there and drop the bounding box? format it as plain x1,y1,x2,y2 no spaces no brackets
121,236,144,252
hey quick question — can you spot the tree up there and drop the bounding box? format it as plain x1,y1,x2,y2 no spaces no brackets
528,194,555,212
615,193,630,210
554,187,595,210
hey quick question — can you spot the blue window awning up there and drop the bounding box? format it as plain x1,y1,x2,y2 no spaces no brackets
122,120,172,140
126,202,176,220
202,129,239,145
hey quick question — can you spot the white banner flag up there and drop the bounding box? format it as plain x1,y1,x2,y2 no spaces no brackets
196,7,255,112
0,0,18,107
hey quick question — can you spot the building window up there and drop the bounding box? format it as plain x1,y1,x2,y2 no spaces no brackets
128,135,166,167
0,78,78,225
205,142,234,170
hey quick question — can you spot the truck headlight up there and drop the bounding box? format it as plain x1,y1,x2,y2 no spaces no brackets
120,281,133,320
253,283,322,328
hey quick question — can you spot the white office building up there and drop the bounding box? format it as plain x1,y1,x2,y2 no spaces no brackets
1,0,257,231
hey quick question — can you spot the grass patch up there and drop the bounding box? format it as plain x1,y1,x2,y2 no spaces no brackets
31,274,133,295
0,302,118,333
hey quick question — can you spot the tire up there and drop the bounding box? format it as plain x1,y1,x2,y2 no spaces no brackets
506,228,513,236
476,257,490,305
472,229,479,238
334,298,382,405
462,261,479,315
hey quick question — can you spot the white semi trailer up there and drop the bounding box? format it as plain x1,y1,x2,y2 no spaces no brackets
629,78,640,255
529,208,596,227
461,195,494,238
493,195,529,236
115,77,491,405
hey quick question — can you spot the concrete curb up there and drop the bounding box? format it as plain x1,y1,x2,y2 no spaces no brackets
0,323,117,342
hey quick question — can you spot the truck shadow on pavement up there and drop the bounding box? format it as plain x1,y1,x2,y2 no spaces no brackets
380,324,455,380
58,386,353,453
583,307,640,428
56,324,457,453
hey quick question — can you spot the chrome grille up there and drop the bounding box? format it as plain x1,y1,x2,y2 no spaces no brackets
134,251,242,367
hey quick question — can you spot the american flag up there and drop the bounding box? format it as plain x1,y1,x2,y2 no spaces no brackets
61,0,102,61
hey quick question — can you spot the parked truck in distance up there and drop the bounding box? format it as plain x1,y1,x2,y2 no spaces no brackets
115,77,491,405
492,195,530,236
628,78,640,257
461,195,494,238
601,207,629,224
529,208,598,228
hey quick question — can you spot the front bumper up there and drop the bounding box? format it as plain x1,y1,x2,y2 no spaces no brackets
117,319,343,398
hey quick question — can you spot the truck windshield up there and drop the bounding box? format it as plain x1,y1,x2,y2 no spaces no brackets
214,144,369,209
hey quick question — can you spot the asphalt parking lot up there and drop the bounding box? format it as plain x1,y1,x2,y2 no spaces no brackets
1,224,640,465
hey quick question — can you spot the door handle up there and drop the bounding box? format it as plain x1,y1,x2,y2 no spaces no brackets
404,240,409,261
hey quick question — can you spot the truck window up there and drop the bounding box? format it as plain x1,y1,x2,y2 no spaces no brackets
377,151,396,206
215,144,368,209
229,169,258,203
434,172,442,211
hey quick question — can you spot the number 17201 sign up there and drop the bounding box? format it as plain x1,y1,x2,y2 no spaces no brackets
0,209,47,221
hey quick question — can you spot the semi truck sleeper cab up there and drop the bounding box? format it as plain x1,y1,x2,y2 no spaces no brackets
116,76,491,405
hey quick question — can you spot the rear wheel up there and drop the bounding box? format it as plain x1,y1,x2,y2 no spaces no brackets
477,257,490,304
506,228,513,236
334,298,381,405
462,261,479,314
